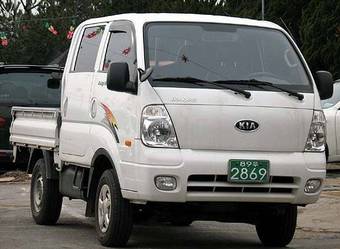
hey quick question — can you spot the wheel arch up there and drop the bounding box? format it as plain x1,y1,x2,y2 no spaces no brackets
85,148,121,217
27,148,42,174
27,149,58,179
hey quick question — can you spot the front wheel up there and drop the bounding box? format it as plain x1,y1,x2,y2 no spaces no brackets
30,158,63,225
256,205,297,247
95,169,133,247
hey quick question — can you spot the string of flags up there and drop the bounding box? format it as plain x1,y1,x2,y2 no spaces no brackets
45,22,58,36
0,21,78,48
0,32,8,47
67,26,75,40
0,22,106,48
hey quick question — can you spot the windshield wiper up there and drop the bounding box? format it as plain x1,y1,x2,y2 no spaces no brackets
214,79,304,101
152,77,251,99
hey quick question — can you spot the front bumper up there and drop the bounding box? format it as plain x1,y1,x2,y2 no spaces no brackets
120,144,325,205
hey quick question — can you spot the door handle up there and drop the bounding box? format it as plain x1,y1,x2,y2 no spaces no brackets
90,98,97,118
98,81,106,86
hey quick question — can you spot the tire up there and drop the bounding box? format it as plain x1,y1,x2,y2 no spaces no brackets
256,205,297,247
30,158,63,225
95,169,133,247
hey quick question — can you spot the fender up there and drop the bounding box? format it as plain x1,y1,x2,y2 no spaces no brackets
85,148,120,217
27,148,58,180
87,148,120,197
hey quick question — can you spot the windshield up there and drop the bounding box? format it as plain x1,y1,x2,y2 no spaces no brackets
0,72,60,106
144,22,312,92
321,82,340,109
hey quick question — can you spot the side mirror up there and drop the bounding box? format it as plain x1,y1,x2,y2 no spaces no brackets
315,71,333,100
107,62,132,92
47,78,60,89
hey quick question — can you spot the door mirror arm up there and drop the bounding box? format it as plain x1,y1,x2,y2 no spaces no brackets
138,67,153,82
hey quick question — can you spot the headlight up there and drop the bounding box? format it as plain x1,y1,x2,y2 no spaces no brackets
141,105,179,148
305,110,326,152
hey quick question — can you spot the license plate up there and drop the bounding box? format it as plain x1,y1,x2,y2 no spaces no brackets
228,159,270,183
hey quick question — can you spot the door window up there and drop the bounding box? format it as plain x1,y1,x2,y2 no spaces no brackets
74,26,105,72
103,29,136,83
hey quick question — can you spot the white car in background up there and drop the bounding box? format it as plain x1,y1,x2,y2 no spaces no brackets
322,79,340,162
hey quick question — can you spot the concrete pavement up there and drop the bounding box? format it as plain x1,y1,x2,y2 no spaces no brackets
1,180,340,249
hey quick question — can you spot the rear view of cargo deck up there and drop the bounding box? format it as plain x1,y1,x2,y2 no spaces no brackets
10,107,60,154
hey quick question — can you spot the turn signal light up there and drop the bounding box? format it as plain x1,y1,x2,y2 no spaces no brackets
305,110,326,152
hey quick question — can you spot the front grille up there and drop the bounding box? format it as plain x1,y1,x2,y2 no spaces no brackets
187,175,297,194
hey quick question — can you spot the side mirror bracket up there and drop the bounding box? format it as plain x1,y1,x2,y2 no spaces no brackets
138,67,153,82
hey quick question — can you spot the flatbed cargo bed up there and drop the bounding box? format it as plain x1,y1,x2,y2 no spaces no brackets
10,107,60,150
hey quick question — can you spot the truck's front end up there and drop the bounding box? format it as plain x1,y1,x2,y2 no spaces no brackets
120,16,331,247
10,14,333,248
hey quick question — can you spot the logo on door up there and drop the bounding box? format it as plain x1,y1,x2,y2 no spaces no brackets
101,103,119,143
235,120,259,132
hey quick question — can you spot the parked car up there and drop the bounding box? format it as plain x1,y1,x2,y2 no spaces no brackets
0,65,62,164
10,14,333,247
322,79,340,162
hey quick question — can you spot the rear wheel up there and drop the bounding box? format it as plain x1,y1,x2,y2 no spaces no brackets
256,205,297,247
95,169,133,247
30,158,63,225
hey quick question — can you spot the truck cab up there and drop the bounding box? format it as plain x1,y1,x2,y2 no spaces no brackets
10,14,333,247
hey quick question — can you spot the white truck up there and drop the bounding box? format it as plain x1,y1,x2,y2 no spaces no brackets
10,14,334,247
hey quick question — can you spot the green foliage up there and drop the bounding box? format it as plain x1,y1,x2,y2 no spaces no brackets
300,0,340,79
0,0,339,79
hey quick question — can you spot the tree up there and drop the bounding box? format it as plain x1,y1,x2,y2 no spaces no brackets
0,0,339,80
300,0,340,79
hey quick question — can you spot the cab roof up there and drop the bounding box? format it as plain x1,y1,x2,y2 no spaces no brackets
81,13,284,32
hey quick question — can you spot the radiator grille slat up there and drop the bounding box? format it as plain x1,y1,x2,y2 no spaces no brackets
187,175,296,194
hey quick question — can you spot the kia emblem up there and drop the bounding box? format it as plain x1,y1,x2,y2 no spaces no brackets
235,120,259,132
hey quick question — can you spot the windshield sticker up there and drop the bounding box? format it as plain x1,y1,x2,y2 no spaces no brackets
122,47,131,56
100,103,119,143
181,54,188,63
86,27,104,39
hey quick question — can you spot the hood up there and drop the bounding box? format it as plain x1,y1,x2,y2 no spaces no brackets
155,87,314,152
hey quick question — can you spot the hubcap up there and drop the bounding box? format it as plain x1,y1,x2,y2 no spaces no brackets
33,174,43,212
98,184,111,233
